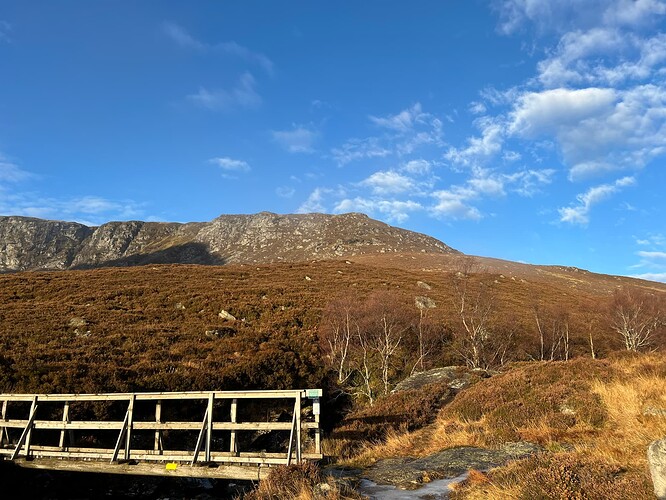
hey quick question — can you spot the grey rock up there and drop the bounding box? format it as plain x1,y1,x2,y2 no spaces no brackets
0,212,458,272
415,296,436,310
218,310,236,321
363,442,542,490
417,280,432,290
649,437,666,499
392,366,484,393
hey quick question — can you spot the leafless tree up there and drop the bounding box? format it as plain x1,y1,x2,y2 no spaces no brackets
412,296,437,375
319,296,359,384
532,302,571,361
451,256,498,369
364,291,411,396
609,287,663,352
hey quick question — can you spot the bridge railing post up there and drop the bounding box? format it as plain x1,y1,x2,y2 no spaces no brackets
11,396,38,460
230,398,238,455
59,401,70,450
0,399,8,447
154,399,163,454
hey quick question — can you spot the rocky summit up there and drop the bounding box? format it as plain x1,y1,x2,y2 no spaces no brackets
0,212,458,272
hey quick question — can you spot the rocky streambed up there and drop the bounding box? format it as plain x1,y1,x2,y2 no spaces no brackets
327,441,542,499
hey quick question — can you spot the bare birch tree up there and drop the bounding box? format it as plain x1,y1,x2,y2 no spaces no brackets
610,287,663,352
451,257,497,369
319,296,359,384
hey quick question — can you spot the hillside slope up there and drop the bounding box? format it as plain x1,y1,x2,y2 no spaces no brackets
0,212,457,272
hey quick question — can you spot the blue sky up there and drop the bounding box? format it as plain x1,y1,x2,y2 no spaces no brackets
1,1,665,282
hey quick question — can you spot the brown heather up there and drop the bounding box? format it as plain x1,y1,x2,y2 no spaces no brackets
0,255,665,498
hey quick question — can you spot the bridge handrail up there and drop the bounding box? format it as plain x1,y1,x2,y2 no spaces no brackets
0,388,323,476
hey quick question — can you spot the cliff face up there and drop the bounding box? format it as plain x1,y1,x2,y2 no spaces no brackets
0,212,458,272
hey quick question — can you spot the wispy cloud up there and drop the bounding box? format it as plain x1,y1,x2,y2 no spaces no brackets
358,170,417,196
369,103,428,133
208,156,251,173
271,125,317,153
331,103,443,165
0,155,33,183
445,116,505,168
558,176,636,225
629,240,666,283
495,0,665,35
297,187,330,213
0,20,11,43
0,192,146,225
331,137,392,166
507,85,666,181
163,21,274,75
630,272,666,283
186,73,261,111
334,198,422,223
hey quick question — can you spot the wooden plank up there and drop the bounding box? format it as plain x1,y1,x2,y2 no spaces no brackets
295,394,302,463
10,399,38,460
0,389,309,402
230,398,237,455
125,395,135,461
191,407,209,465
1,420,309,431
154,400,162,453
0,388,323,475
0,399,8,446
205,393,213,462
3,445,323,462
110,407,130,463
11,457,269,480
59,401,70,449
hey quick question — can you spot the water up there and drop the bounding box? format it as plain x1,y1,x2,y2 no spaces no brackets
357,474,468,500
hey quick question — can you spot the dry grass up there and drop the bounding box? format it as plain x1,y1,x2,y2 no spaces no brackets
240,463,364,500
442,353,666,499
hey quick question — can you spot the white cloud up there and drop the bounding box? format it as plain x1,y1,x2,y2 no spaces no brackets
208,157,251,172
431,188,483,221
163,21,206,50
630,272,666,283
297,188,329,213
331,137,392,166
468,175,506,196
494,0,665,35
0,20,11,43
358,170,415,195
509,87,617,137
508,86,666,180
558,176,636,225
0,156,32,183
276,186,295,198
445,117,505,167
331,103,444,165
537,29,666,88
0,192,145,225
186,73,261,111
504,168,556,196
469,101,487,115
163,22,274,75
334,197,422,223
369,103,428,133
271,126,317,153
401,159,432,175
636,250,666,261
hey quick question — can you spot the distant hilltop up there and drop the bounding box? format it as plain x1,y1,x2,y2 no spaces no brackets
0,212,458,272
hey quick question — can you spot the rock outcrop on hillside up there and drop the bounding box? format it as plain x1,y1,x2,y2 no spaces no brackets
0,212,458,272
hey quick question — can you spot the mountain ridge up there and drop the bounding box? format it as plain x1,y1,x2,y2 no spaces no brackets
0,212,458,272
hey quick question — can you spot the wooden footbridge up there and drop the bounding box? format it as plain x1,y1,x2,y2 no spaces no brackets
0,389,323,481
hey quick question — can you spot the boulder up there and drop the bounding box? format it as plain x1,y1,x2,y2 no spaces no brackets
649,437,666,499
